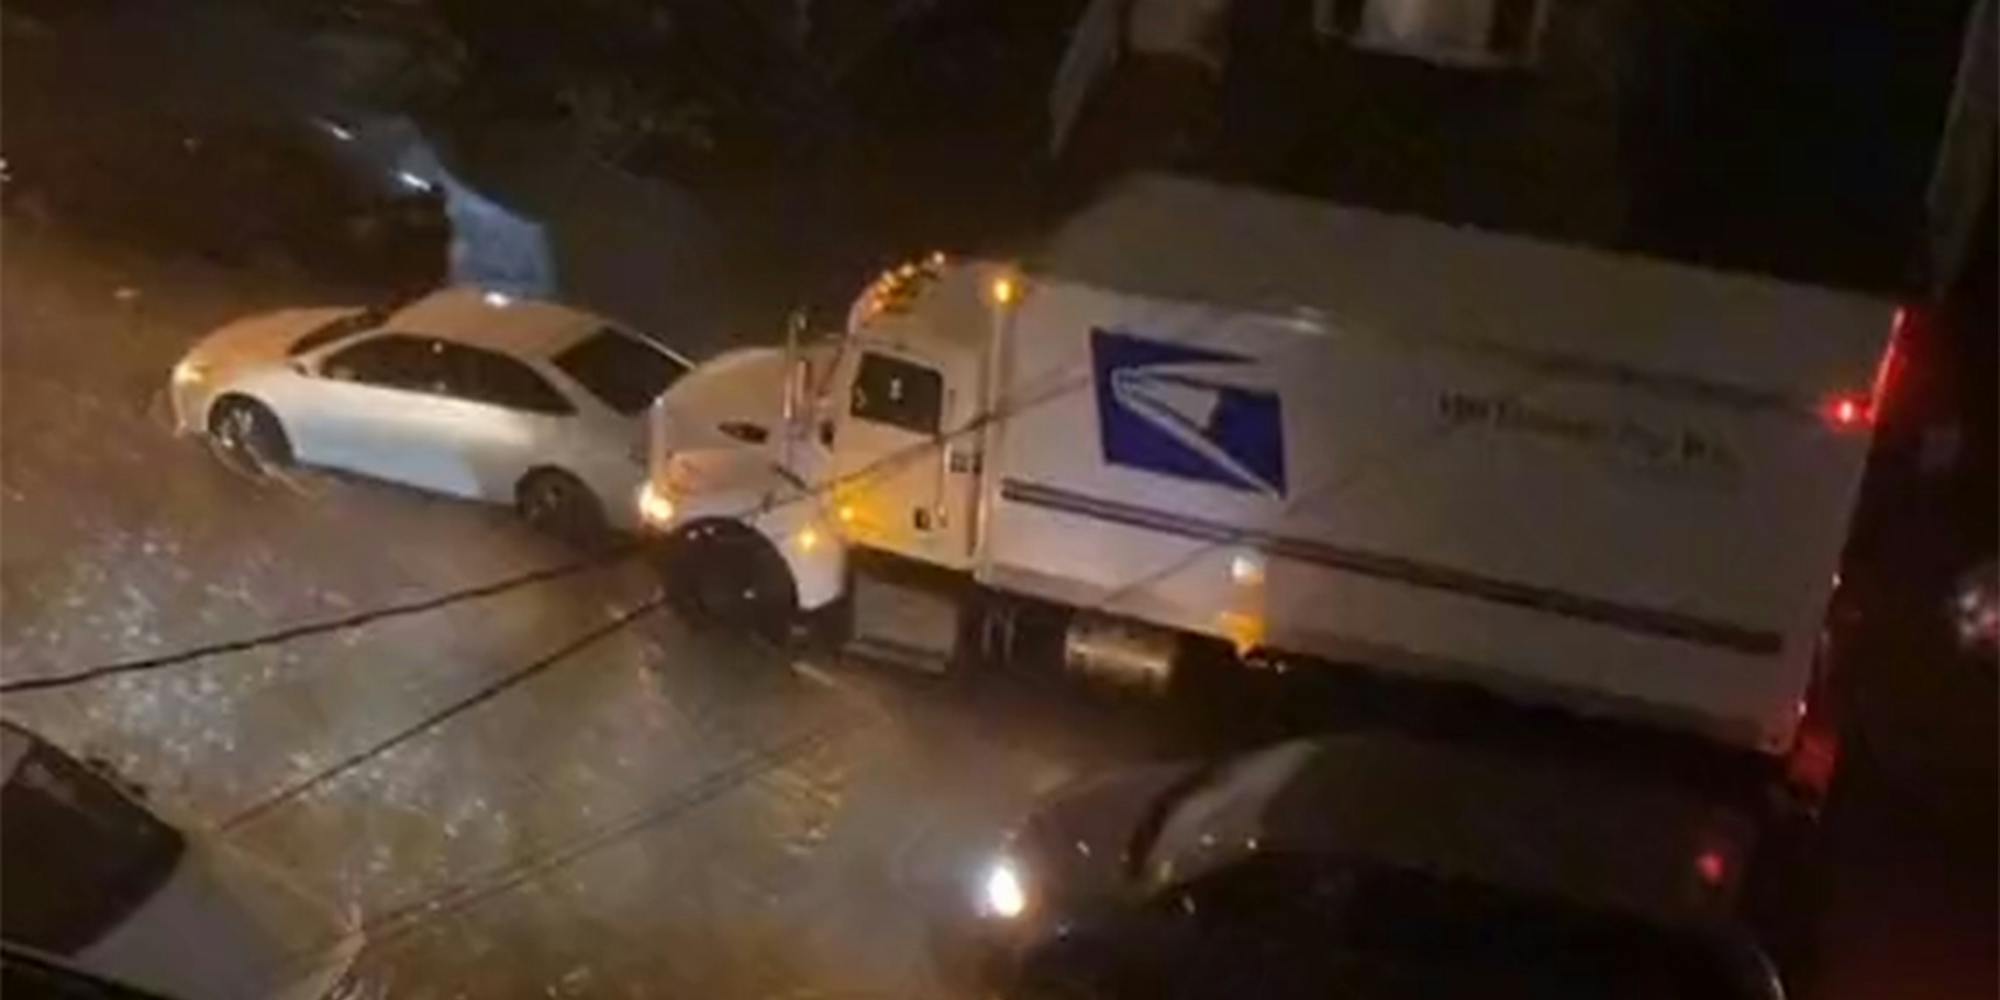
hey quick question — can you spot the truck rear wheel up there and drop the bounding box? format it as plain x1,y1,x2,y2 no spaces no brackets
659,521,798,639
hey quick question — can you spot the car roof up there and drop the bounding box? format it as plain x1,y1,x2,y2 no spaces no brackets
1140,731,1759,929
385,288,609,359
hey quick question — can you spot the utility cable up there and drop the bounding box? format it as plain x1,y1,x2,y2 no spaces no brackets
258,708,872,996
218,594,666,832
2,271,1322,698
1,357,1079,698
0,544,643,695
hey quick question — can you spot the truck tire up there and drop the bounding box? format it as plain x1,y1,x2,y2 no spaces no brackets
659,521,798,639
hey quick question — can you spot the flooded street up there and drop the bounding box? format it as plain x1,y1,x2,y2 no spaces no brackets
2,1,1990,997
6,216,1989,998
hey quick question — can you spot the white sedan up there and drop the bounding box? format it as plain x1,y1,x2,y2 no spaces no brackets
169,288,691,536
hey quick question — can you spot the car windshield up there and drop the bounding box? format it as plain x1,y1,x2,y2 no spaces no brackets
287,306,386,357
552,329,689,415
0,726,185,955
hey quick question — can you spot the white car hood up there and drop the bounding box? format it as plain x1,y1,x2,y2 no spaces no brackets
77,838,360,1000
184,307,362,371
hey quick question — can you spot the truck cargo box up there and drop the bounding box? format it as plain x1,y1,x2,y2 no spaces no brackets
977,176,1896,752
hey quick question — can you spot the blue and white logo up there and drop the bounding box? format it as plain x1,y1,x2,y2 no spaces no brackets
1090,329,1287,497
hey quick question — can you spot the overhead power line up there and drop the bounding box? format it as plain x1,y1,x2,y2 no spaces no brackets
0,544,643,696
0,356,1083,699
5,266,1570,733
4,267,1392,700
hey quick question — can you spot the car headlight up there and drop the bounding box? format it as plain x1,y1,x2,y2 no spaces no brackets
172,359,210,386
637,482,677,530
979,857,1029,920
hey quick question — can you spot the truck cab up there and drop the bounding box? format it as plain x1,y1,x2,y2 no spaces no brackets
823,257,1002,574
640,256,1007,625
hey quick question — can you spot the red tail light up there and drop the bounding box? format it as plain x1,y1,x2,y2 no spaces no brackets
1784,620,1845,810
1694,848,1730,889
1823,394,1870,429
1820,306,1912,432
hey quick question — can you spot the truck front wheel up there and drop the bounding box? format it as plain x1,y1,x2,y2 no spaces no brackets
658,521,798,639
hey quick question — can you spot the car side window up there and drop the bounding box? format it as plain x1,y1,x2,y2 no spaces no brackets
851,352,942,435
436,342,574,416
320,334,443,392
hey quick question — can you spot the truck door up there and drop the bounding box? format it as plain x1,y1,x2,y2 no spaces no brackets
831,347,976,569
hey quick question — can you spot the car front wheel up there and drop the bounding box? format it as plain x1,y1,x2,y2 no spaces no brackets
207,396,292,474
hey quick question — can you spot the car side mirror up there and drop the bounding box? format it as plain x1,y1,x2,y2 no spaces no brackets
289,360,310,377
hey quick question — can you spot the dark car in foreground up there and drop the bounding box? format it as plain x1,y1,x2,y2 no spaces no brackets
940,726,1818,1000
0,722,362,999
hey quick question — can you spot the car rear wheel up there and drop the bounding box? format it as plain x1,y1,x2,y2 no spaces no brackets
516,468,605,543
207,396,292,474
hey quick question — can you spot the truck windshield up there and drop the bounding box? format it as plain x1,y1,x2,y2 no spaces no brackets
850,352,943,434
0,726,185,955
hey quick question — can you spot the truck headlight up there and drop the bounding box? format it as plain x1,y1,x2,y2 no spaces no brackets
979,857,1029,920
172,359,210,386
637,482,677,529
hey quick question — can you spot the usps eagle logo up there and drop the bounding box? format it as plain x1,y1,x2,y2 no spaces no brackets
1090,328,1287,497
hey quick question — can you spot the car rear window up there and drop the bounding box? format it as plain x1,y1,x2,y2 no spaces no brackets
552,329,688,415
0,727,185,955
288,307,385,357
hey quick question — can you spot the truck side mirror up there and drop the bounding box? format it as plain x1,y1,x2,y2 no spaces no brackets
781,307,811,431
786,357,812,428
